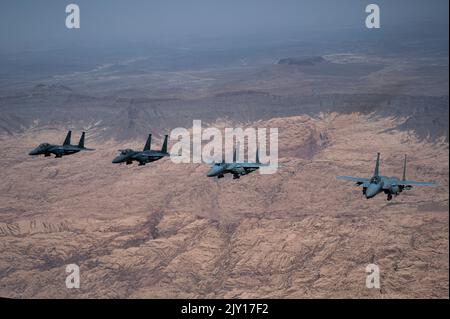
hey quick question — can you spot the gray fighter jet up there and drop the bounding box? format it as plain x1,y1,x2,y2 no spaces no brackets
337,153,437,201
29,131,94,158
112,134,169,166
207,144,267,179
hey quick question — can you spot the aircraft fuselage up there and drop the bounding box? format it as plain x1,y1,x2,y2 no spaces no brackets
29,144,83,158
363,176,405,200
207,163,258,179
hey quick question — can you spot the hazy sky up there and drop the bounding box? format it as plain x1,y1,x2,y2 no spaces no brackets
0,0,448,53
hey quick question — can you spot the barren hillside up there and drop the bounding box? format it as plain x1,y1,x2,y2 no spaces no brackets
0,44,448,299
0,114,447,298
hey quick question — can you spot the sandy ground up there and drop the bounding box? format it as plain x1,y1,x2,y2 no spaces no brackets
0,113,448,298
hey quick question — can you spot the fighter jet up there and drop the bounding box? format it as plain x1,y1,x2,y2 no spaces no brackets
337,153,437,201
207,144,267,179
29,131,94,158
112,134,169,166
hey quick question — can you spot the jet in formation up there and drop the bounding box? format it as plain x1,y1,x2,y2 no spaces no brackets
29,131,94,158
337,153,437,200
112,134,169,166
207,144,268,179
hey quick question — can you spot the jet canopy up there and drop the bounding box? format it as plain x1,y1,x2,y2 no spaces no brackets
370,176,380,183
120,149,134,155
38,143,50,148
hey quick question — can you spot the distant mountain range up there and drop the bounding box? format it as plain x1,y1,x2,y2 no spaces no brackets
0,84,447,142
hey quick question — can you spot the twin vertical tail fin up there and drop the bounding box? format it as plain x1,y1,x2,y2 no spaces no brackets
402,154,407,181
231,143,260,163
373,152,380,177
233,142,240,162
256,147,260,164
143,134,168,153
143,134,152,151
63,131,72,146
161,135,169,153
78,132,85,148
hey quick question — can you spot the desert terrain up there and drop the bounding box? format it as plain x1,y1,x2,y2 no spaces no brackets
0,45,448,298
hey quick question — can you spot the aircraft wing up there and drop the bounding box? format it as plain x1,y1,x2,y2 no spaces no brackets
397,180,438,187
336,176,370,184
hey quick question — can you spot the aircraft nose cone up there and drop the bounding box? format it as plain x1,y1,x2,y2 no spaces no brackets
29,149,38,156
112,156,122,164
112,154,127,164
207,166,222,177
365,184,381,199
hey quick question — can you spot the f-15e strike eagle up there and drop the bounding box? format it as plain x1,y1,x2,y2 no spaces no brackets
29,131,94,158
337,153,437,201
207,143,268,179
112,134,169,166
